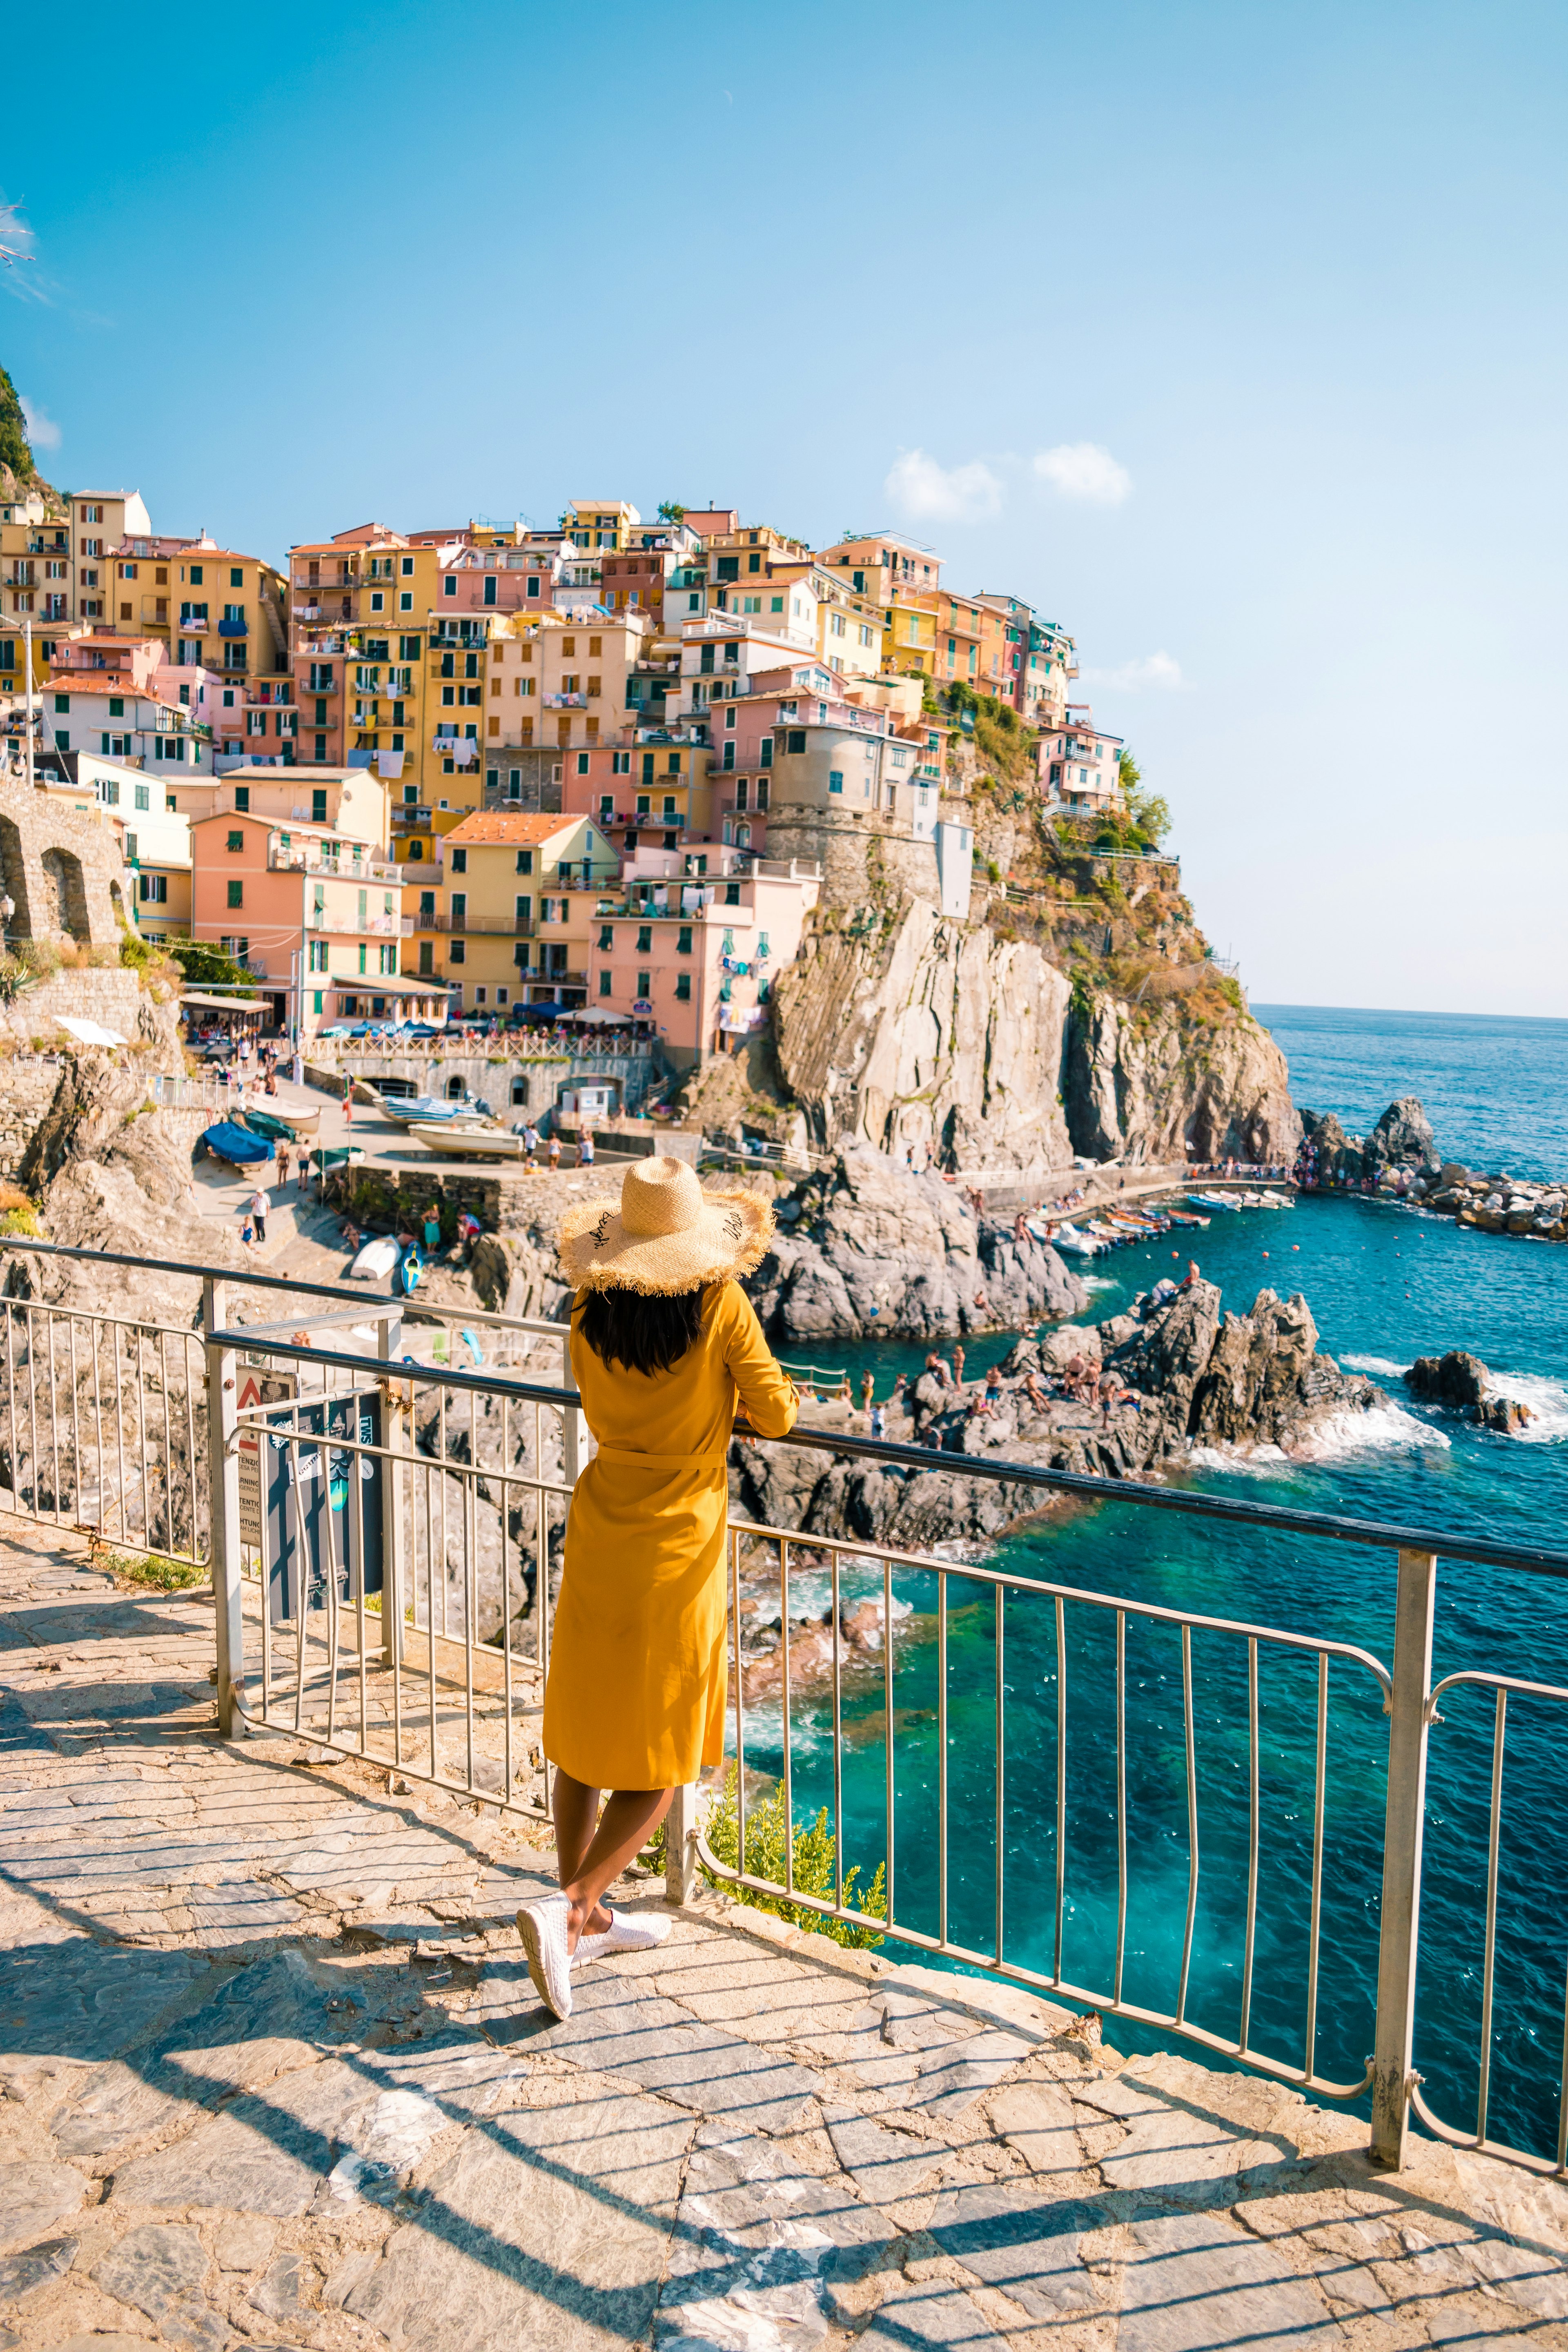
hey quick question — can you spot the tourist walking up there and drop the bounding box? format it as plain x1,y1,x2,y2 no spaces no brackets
578,1124,595,1169
516,1159,796,2019
548,1132,561,1174
276,1143,291,1190
247,1184,270,1245
523,1123,540,1166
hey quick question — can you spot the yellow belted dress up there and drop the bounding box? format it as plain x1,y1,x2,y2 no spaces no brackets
541,1279,799,1790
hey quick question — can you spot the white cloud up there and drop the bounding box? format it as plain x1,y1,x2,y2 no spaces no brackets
1080,651,1185,692
884,448,1002,525
1033,441,1131,506
20,396,60,451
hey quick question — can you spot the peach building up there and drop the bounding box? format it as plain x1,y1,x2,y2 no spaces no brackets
190,808,411,1038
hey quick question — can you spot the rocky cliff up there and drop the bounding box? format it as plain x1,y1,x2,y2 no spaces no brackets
732,1277,1383,1556
768,853,1298,1171
746,1144,1085,1341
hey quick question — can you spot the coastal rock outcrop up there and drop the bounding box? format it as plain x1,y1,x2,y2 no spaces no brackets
1405,1350,1534,1434
771,898,1301,1171
744,1146,1086,1342
1297,1097,1441,1187
730,1278,1384,1554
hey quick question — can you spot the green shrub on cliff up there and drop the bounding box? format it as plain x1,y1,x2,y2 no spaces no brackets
167,940,256,994
0,1184,41,1238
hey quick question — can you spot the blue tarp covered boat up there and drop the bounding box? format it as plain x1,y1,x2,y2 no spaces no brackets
200,1121,274,1167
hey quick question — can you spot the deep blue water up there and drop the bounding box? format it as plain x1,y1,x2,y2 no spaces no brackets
732,1005,1568,2160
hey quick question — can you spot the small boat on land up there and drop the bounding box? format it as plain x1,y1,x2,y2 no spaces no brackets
349,1236,402,1281
383,1094,497,1129
240,1105,322,1144
406,1122,528,1160
200,1120,272,1168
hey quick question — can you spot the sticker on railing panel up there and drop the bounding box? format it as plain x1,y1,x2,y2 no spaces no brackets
261,1389,384,1623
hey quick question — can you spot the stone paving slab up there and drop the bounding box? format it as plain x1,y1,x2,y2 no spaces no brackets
0,1521,1566,2352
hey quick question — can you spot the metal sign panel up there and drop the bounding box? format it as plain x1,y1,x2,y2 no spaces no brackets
263,1388,383,1624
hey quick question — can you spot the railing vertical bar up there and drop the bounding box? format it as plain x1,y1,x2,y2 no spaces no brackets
995,1580,1006,1967
938,1566,949,1951
135,1327,151,1550
351,1409,370,1755
733,1525,747,1879
831,1543,844,1913
438,1385,449,1637
1305,1649,1328,2081
184,1332,200,1564
92,1316,107,1545
111,1315,127,1545
28,1306,41,1531
424,1458,438,1784
67,1316,81,1539
1054,1592,1066,1985
1477,1687,1508,2148
47,1311,61,1527
501,1466,514,1804
780,1538,794,1898
1176,1621,1199,2026
6,1305,19,1519
158,1330,175,1555
1114,1607,1127,2006
1240,1635,1260,2054
287,1428,309,1737
320,1422,343,1749
462,1461,477,1791
882,1552,895,1933
1556,1953,1568,2177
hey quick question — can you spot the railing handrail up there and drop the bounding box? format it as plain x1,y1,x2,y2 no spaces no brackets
7,1237,1567,1581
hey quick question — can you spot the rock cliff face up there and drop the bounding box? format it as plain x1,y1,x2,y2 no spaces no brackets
744,1146,1086,1342
771,898,1299,1169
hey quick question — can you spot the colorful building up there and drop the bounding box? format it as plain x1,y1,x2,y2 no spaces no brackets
189,808,409,1036
1042,710,1124,813
407,808,617,1012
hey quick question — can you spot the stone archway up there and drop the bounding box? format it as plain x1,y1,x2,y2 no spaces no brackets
0,816,28,938
40,847,90,942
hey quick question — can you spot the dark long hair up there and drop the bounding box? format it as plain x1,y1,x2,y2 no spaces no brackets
576,1283,710,1378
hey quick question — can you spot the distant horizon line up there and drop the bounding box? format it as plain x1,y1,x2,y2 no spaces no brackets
1252,1000,1567,1026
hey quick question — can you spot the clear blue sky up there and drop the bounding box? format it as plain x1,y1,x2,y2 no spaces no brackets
6,1,1565,1016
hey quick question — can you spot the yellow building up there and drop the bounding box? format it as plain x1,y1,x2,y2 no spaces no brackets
408,808,617,1013
560,501,641,552
287,527,446,801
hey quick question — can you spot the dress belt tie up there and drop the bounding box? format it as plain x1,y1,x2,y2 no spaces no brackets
590,1444,731,1468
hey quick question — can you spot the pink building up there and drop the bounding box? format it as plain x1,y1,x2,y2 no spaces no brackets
189,811,410,1037
582,846,820,1069
1041,706,1124,812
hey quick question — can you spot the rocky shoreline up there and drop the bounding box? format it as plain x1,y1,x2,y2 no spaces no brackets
729,1275,1384,1559
1295,1094,1568,1242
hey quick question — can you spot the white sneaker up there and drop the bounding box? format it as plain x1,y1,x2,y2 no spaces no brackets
575,1904,673,1962
516,1893,574,2019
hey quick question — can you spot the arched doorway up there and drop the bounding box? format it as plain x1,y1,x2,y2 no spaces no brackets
40,847,90,942
0,817,29,938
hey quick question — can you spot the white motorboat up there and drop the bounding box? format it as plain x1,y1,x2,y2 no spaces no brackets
405,1122,529,1160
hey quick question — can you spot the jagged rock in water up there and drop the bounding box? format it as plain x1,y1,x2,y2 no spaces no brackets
1405,1350,1533,1433
1365,1098,1441,1176
744,1147,1086,1342
731,1279,1384,1554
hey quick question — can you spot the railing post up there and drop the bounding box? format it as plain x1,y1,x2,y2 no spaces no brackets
665,1781,699,1907
203,1278,245,1739
559,1332,588,1490
1370,1546,1437,2169
377,1312,405,1667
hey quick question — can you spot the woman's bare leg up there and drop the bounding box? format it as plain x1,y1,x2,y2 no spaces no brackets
555,1781,673,1953
551,1768,612,1938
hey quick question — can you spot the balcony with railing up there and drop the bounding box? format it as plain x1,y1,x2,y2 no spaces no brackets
269,845,405,882
428,913,537,936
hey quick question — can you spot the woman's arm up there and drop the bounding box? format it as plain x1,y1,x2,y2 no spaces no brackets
720,1285,798,1439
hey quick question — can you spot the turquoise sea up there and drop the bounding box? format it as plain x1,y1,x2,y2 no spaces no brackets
738,1007,1568,2160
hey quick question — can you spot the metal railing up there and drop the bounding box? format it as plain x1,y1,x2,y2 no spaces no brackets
2,1236,1568,2179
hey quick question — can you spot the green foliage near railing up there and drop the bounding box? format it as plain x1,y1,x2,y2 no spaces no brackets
702,1764,886,1948
167,941,257,994
105,1549,206,1592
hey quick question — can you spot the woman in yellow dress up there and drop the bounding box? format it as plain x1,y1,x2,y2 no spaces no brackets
517,1156,797,2018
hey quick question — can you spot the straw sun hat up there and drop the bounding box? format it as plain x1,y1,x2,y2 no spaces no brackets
558,1156,775,1295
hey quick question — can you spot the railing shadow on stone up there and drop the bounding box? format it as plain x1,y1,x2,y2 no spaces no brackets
3,1235,1568,2182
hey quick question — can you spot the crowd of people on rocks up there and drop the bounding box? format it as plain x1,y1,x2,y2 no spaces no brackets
779,1269,1203,1446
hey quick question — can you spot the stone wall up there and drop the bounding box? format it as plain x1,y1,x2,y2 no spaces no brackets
0,966,181,1056
306,1047,664,1121
764,806,940,908
0,776,134,950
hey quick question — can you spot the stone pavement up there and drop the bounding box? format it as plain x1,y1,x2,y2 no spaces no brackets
0,1525,1566,2349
